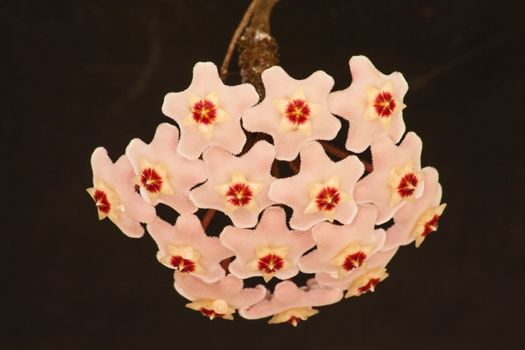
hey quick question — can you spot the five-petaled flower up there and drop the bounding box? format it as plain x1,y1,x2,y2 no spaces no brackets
355,132,425,224
269,141,364,230
384,167,447,250
190,141,276,228
220,206,315,282
329,56,408,153
162,62,259,160
125,123,206,213
87,147,155,238
175,272,266,320
147,214,233,283
243,66,341,161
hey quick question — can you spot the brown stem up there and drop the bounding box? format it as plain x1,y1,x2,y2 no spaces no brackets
201,209,216,231
271,160,280,177
220,0,261,80
288,159,300,174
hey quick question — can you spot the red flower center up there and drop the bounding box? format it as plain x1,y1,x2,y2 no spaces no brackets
342,251,367,271
192,99,217,125
422,214,440,237
257,254,285,274
226,183,254,207
93,189,111,214
373,91,397,117
287,316,302,326
140,168,163,193
358,278,381,294
315,187,341,211
397,173,419,198
285,99,311,125
170,256,196,273
199,308,225,320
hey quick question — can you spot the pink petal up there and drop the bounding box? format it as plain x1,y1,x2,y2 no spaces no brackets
269,141,364,230
384,167,443,250
161,62,259,160
125,123,206,214
243,66,341,161
328,55,409,153
220,206,315,280
146,214,233,283
354,132,424,224
190,141,276,228
89,147,155,238
239,280,342,320
174,272,267,309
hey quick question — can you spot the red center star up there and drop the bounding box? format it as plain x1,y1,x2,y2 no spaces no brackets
315,187,341,211
140,168,163,193
422,214,440,238
199,308,225,320
226,183,254,207
397,173,419,198
285,99,311,125
287,316,303,327
170,256,196,273
358,277,381,294
257,254,285,274
373,91,397,118
93,189,111,214
342,251,367,272
192,99,217,125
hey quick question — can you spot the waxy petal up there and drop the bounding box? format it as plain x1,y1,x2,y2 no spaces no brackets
243,66,341,161
125,123,206,214
269,141,364,230
162,62,259,160
329,55,408,153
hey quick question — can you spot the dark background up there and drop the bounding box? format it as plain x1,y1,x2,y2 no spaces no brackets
3,0,525,348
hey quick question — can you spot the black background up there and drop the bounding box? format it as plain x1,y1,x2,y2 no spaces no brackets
3,0,525,348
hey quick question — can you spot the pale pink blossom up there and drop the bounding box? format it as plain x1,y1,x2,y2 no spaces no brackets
315,247,398,299
174,272,266,320
384,167,446,250
239,280,342,326
242,66,341,161
190,141,276,228
162,62,259,160
125,123,206,214
298,205,386,279
146,214,232,283
269,141,364,230
329,55,408,153
87,147,155,238
354,132,424,225
220,206,315,282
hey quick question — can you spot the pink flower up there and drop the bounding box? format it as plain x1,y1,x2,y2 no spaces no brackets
220,206,315,282
269,141,364,230
86,147,155,238
161,62,259,160
146,214,233,283
298,205,386,279
315,247,398,299
190,141,276,228
174,272,266,320
239,280,342,326
125,123,206,214
242,66,341,161
354,132,424,224
384,167,446,250
329,56,408,153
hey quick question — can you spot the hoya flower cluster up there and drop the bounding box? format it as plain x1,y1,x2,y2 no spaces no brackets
87,57,446,326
